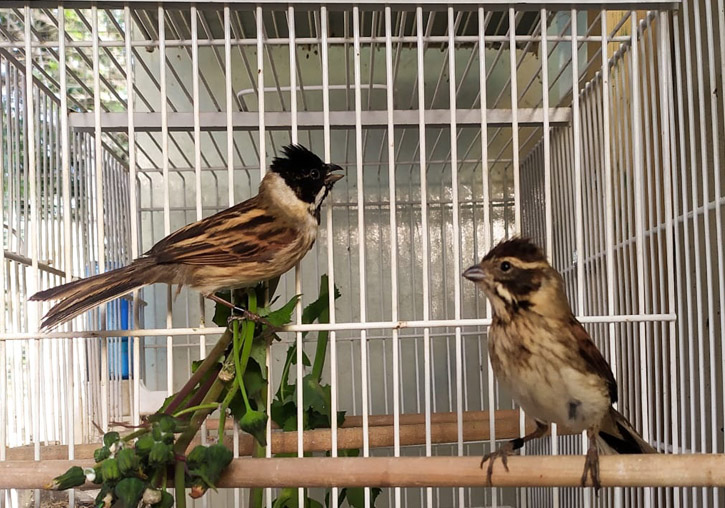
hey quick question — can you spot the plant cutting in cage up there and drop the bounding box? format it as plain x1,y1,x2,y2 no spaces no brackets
46,276,382,508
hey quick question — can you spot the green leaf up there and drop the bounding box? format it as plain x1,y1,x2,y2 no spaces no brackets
272,488,295,508
262,294,301,327
291,349,312,367
212,290,233,326
339,487,382,508
114,477,146,508
227,389,245,422
243,360,266,400
273,489,323,508
155,491,175,508
302,375,331,419
271,399,296,429
249,339,269,379
301,275,340,326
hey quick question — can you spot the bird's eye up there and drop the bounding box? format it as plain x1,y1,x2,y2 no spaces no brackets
500,261,511,272
310,169,320,179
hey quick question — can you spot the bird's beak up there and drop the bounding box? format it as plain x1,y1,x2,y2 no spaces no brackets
462,265,486,282
324,164,344,185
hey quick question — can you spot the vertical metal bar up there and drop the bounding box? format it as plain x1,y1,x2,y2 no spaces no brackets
702,0,725,470
446,9,465,508
257,6,266,179
23,14,41,494
189,11,210,507
124,5,141,430
286,6,305,508
320,7,340,507
600,12,623,508
157,5,174,400
508,8,521,233
0,52,5,467
667,11,685,508
225,5,234,207
630,14,652,508
478,8,496,507
90,4,109,431
539,9,559,508
570,10,590,507
416,8,432,507
59,10,76,489
352,10,371,508
659,0,679,466
383,8,400,508
715,0,725,475
255,9,272,507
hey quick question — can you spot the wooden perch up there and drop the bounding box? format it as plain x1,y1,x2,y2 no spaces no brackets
9,409,563,461
2,455,725,490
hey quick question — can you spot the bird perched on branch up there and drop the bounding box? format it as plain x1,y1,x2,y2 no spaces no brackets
31,144,343,331
463,237,656,490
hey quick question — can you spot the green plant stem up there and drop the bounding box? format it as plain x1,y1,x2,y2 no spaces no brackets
233,290,257,412
174,374,230,454
310,305,330,382
240,291,257,374
232,321,251,413
164,329,234,415
173,403,219,418
174,458,186,508
278,345,295,402
217,383,239,440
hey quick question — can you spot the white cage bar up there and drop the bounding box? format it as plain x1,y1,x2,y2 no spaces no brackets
2,0,725,507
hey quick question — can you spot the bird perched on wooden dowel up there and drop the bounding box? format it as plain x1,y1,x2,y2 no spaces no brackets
31,144,343,331
463,237,656,490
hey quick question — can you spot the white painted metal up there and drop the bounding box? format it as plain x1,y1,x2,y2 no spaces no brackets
2,3,724,508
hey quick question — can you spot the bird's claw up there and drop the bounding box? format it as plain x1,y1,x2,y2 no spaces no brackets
227,309,282,341
480,441,515,485
581,445,602,492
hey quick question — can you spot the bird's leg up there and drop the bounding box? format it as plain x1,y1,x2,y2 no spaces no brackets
205,293,279,332
581,427,602,491
480,420,549,485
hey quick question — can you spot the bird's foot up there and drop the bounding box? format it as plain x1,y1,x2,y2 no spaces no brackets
581,445,601,492
480,440,517,485
227,309,282,338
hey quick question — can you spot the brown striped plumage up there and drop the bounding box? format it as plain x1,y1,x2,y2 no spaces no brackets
463,238,656,490
31,145,343,331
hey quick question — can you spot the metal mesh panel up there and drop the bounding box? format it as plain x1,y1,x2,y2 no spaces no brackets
1,1,724,507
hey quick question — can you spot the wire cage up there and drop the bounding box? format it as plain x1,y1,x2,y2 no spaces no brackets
1,0,724,507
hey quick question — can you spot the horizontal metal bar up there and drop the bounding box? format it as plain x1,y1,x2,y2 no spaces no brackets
69,108,572,132
3,251,65,277
0,313,677,340
0,35,636,50
6,1,681,10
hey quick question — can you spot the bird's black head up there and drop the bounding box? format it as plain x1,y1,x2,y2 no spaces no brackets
270,144,344,206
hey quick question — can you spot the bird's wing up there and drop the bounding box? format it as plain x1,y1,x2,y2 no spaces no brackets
569,317,618,405
147,196,297,266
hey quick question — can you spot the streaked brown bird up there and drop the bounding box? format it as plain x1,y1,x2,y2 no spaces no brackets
463,237,656,490
31,144,343,331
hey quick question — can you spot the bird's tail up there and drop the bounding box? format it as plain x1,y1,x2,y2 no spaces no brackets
597,407,658,454
30,259,162,331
